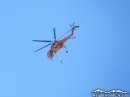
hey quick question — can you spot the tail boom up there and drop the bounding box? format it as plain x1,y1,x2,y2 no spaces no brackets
72,26,79,35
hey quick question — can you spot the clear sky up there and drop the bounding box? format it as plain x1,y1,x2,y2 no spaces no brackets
0,0,130,97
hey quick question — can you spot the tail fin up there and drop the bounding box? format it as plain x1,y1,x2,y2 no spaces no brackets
70,22,75,27
70,22,79,28
70,22,79,35
71,26,79,35
72,26,79,35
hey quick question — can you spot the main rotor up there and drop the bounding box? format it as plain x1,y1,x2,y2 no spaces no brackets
33,28,57,52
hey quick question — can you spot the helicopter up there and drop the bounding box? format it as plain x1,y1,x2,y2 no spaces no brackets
33,23,79,63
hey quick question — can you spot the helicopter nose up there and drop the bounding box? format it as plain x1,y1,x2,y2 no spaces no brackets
47,51,54,58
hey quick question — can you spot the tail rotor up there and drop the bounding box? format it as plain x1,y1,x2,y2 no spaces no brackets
70,22,79,28
70,22,75,27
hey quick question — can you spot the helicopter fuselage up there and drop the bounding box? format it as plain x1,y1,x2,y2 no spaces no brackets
47,32,73,58
33,23,79,63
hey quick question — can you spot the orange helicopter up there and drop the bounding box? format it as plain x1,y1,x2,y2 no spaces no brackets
33,23,79,63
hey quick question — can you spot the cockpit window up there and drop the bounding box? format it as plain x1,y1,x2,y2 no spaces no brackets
48,51,53,57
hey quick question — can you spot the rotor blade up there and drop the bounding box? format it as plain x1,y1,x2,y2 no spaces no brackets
53,28,56,40
73,22,74,25
34,43,52,52
33,40,52,42
69,37,76,39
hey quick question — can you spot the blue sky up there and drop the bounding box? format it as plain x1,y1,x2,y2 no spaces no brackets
0,0,130,97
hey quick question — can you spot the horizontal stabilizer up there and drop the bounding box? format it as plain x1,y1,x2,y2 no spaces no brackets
75,26,79,28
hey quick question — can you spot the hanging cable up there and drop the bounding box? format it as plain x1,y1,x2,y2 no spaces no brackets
54,53,62,63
